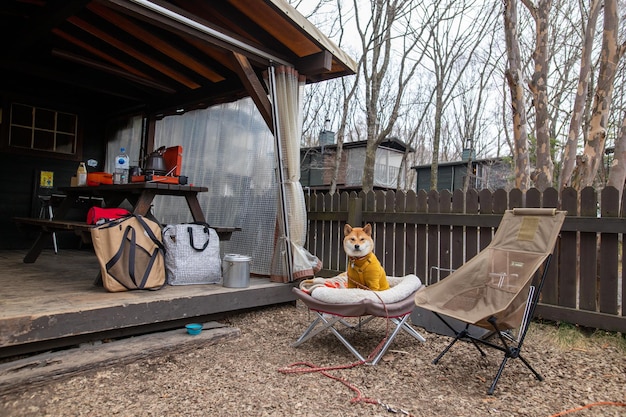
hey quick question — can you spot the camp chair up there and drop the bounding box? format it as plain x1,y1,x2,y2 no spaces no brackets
414,208,566,394
293,275,426,365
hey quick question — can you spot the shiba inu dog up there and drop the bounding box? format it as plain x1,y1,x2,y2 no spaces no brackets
343,223,389,291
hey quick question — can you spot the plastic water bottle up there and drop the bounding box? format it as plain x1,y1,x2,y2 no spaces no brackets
77,162,87,186
114,148,130,184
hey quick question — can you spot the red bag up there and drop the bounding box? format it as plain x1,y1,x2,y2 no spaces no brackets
87,207,131,225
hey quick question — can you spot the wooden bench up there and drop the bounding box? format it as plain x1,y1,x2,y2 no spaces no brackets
14,217,241,263
14,218,95,242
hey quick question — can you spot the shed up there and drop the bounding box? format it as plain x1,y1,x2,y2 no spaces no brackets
411,158,512,192
301,137,414,192
0,0,357,277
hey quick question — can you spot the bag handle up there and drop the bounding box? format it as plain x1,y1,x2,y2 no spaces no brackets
187,222,211,252
135,215,166,252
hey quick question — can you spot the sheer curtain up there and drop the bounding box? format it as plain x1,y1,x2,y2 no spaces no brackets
152,99,277,276
268,66,322,282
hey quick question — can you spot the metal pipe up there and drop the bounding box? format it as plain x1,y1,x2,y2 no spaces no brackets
120,0,292,67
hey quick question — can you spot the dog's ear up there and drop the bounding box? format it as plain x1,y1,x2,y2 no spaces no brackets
344,224,352,236
363,223,372,236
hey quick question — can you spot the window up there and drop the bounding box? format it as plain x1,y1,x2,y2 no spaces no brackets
9,103,78,155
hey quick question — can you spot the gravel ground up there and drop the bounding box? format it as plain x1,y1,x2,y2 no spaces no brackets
1,302,625,417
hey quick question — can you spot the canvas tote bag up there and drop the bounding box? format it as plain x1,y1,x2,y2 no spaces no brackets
162,222,221,285
91,214,166,292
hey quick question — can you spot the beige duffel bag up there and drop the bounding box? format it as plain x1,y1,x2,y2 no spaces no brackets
91,214,166,292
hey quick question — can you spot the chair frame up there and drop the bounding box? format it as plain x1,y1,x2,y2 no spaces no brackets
431,254,552,395
293,310,426,365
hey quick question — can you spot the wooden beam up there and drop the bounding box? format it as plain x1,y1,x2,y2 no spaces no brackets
67,15,202,89
297,51,332,75
87,2,225,83
51,49,176,94
52,28,155,82
229,52,273,133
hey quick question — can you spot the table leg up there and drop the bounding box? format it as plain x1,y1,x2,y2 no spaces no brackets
185,193,206,222
23,232,50,263
132,190,157,216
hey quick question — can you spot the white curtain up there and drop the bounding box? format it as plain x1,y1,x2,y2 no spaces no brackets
269,66,322,282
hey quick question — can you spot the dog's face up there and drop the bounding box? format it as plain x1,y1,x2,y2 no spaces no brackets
343,223,374,258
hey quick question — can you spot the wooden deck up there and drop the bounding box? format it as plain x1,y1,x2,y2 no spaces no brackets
0,249,296,358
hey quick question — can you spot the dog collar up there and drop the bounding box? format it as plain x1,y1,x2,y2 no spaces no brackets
349,254,370,268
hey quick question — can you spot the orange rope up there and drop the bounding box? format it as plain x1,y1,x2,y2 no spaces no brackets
548,401,626,417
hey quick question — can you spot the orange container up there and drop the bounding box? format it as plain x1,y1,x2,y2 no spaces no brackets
87,172,113,186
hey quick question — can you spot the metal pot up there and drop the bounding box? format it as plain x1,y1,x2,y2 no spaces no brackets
144,146,167,175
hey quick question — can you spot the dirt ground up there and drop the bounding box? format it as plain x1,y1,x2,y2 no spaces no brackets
1,302,625,417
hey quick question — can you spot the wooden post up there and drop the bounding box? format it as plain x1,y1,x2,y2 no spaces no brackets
347,197,362,226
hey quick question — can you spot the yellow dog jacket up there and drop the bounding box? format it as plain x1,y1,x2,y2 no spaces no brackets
347,252,389,291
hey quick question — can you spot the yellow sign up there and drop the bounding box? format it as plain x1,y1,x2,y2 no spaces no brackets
40,171,54,188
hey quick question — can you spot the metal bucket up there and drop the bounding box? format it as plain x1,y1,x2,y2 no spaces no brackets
222,254,251,288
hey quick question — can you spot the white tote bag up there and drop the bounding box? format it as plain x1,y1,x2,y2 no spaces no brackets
162,222,221,285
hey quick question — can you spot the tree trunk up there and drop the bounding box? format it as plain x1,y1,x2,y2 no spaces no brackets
430,83,444,190
559,0,601,191
504,0,530,191
575,0,621,188
525,0,554,191
607,112,626,201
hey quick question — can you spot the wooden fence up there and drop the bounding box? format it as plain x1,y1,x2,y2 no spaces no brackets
305,186,626,333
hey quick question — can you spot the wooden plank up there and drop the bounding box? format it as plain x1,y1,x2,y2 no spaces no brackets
509,188,523,209
374,191,386,269
393,191,406,276
451,189,464,269
526,188,541,207
416,190,428,282
492,189,508,214
337,193,350,272
88,2,225,82
322,193,333,271
556,188,578,308
465,189,479,261
535,304,626,333
384,191,395,274
541,188,561,305
439,190,452,278
404,191,417,275
427,190,440,283
0,323,240,396
579,187,597,311
478,189,493,250
67,16,202,89
309,194,328,268
599,187,619,314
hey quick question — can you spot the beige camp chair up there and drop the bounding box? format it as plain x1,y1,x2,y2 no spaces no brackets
415,208,566,394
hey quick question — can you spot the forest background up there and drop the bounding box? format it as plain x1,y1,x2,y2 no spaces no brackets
289,0,626,202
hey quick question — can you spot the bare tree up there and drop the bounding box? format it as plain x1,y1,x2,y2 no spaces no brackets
522,0,554,191
573,0,626,188
504,0,531,191
350,0,432,193
559,0,602,190
421,0,499,190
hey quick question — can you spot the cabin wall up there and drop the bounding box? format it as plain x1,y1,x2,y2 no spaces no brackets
0,110,107,249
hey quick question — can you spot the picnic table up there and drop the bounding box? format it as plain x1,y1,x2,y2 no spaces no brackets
15,182,240,263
